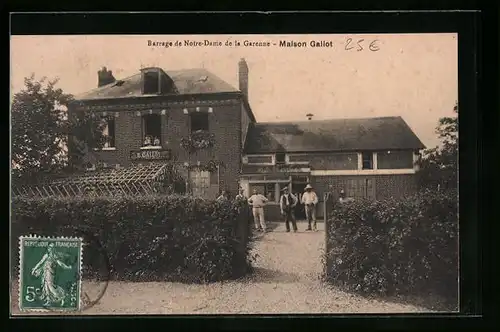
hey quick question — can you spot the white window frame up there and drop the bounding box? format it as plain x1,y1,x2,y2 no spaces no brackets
243,154,275,166
360,151,376,170
311,151,419,175
285,154,310,165
376,150,416,170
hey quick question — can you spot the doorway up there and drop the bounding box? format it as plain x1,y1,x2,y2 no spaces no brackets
291,175,309,220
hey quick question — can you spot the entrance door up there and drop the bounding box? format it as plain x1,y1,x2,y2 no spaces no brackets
189,170,210,198
291,175,309,219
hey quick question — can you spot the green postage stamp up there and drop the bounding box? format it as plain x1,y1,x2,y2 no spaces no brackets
18,235,83,311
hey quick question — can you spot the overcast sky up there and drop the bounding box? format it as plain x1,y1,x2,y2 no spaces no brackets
11,33,457,149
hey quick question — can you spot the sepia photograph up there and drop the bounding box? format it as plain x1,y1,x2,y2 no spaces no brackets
10,33,459,315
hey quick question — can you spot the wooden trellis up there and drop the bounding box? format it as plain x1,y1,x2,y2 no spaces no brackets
12,163,169,198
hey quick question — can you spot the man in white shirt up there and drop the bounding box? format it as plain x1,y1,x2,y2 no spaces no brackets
248,188,269,232
301,184,319,231
280,186,298,232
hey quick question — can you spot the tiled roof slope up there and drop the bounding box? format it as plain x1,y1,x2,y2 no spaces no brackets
75,68,238,100
244,116,426,153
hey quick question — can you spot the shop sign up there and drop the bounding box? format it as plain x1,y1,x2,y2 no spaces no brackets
130,149,171,161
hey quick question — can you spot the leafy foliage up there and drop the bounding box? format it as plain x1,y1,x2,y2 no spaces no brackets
11,75,105,185
416,102,458,190
180,130,216,154
324,189,458,305
12,195,254,283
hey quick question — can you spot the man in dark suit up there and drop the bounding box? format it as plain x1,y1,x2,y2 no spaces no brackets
280,186,298,232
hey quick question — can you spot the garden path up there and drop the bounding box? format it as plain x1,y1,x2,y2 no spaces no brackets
12,220,429,315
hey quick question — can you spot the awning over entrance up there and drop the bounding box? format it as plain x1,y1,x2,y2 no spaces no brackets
13,163,169,198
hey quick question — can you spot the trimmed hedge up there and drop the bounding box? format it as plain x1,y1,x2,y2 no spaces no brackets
324,189,458,303
11,195,253,283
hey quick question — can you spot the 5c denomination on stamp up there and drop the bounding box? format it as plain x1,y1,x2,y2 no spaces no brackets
18,235,83,312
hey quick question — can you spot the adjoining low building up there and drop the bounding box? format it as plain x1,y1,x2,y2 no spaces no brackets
240,117,425,219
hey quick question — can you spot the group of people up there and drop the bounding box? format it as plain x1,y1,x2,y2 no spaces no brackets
143,135,161,147
216,184,353,233
246,183,319,233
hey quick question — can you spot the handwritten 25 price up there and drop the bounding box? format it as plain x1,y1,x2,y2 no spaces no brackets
344,38,380,52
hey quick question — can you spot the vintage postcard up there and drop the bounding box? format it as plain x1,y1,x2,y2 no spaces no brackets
10,33,458,315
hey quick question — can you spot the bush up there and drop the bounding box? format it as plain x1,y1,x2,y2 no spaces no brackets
11,195,253,283
324,189,458,304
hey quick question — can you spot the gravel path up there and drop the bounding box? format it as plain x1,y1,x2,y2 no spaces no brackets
11,220,429,315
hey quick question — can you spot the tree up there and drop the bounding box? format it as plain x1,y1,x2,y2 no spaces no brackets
416,102,458,190
11,75,104,185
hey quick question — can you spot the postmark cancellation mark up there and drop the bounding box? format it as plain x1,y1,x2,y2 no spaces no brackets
18,235,83,312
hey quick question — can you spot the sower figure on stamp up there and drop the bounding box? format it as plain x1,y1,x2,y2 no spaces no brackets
301,184,319,231
31,243,72,306
248,188,269,232
280,186,298,232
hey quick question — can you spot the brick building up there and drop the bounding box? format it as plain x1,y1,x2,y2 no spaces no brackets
69,60,255,198
70,59,425,215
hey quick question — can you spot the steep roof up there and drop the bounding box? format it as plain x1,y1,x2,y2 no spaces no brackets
75,68,238,100
244,116,426,153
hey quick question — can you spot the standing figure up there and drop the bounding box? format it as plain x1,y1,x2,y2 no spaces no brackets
338,189,355,204
248,188,269,232
301,184,319,231
235,188,246,201
31,243,72,306
216,190,228,202
280,186,298,232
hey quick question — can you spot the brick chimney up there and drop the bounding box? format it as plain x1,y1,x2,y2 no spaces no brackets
238,58,249,100
97,66,116,87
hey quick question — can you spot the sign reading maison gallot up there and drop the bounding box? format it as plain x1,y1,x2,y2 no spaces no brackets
130,149,172,161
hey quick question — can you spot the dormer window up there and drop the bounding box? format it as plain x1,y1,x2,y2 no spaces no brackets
143,71,160,94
